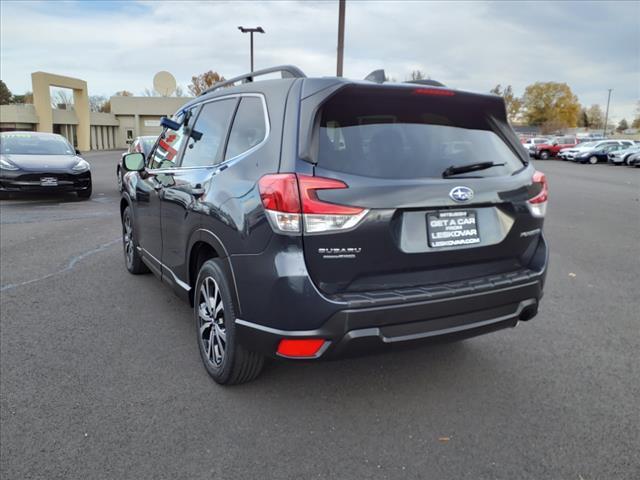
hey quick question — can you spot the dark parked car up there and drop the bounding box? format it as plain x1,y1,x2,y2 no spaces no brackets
117,135,156,191
119,65,549,384
0,131,91,198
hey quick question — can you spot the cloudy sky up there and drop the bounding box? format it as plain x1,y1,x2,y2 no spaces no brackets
1,0,638,121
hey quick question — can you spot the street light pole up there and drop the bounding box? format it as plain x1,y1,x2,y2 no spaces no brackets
336,0,346,77
602,88,612,138
238,26,265,72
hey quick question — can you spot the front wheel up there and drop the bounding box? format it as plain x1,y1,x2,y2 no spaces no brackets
195,259,264,385
588,156,599,165
122,206,149,274
117,167,123,192
539,150,550,160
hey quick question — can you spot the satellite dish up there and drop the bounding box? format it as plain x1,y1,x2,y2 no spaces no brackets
153,71,177,96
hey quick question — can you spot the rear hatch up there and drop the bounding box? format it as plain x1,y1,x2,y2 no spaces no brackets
300,84,544,295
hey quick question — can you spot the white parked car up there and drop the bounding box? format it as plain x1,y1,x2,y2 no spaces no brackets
607,145,640,165
520,137,550,156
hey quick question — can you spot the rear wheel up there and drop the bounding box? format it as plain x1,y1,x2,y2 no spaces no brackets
195,259,264,385
122,206,149,274
588,156,598,165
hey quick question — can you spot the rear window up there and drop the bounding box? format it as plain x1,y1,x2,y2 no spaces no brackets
317,87,524,179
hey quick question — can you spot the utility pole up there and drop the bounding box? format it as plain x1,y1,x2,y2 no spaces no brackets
238,26,265,72
336,0,346,77
602,88,612,138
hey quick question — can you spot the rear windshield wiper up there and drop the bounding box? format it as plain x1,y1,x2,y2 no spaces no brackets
442,161,505,178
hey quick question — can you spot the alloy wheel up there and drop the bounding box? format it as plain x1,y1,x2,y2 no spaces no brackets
198,277,227,367
122,211,134,268
589,156,598,164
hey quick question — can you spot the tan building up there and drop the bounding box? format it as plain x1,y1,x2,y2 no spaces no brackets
0,71,192,151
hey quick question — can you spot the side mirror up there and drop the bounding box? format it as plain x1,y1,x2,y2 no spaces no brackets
123,152,145,172
160,116,181,131
75,148,82,155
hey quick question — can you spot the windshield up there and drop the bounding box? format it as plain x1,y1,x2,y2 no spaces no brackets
0,133,75,155
317,88,524,179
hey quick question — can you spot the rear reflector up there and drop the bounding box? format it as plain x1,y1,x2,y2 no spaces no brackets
258,173,368,234
277,338,327,358
527,170,548,218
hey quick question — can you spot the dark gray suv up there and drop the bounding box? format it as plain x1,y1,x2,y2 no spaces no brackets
120,66,549,385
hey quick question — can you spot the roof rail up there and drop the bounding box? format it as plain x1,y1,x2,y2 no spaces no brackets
201,65,306,95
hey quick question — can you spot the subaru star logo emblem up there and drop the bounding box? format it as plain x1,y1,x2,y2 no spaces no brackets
449,186,474,202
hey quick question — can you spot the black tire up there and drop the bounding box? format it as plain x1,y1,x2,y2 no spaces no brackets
122,206,149,274
539,150,550,160
117,167,123,192
194,259,264,385
77,182,92,199
588,155,598,165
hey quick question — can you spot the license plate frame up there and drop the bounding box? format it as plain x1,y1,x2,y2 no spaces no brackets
427,210,480,248
40,177,58,187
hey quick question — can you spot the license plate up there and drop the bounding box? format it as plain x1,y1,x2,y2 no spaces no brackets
427,210,480,248
40,177,58,186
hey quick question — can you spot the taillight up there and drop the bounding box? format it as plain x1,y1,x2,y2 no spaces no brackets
258,173,368,234
528,170,548,218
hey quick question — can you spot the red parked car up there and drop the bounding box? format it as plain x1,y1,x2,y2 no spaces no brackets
533,136,578,160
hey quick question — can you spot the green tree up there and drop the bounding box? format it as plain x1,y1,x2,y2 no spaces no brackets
0,80,12,104
188,71,225,96
616,118,629,132
521,82,580,128
587,104,604,129
490,84,523,123
10,92,33,104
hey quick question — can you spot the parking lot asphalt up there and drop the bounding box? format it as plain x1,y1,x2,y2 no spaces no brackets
1,151,639,480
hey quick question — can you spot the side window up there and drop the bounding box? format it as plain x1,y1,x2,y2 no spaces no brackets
224,97,267,161
148,113,188,169
182,99,236,167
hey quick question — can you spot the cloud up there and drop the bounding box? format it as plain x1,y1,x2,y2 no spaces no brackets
1,0,638,121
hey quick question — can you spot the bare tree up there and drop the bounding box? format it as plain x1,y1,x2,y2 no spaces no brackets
408,70,429,81
51,89,73,109
89,95,107,112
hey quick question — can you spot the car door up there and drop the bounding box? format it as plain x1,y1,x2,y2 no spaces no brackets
159,98,238,291
134,113,188,276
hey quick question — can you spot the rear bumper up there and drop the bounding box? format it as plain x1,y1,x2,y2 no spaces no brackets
236,268,545,360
